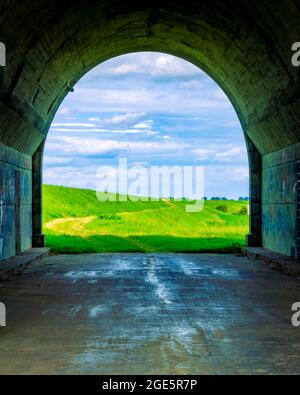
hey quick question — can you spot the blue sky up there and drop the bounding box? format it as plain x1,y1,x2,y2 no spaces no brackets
44,52,249,199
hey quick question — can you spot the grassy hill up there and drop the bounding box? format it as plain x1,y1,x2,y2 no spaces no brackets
43,184,249,254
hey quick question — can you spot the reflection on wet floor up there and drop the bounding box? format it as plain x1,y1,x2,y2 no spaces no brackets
1,253,300,374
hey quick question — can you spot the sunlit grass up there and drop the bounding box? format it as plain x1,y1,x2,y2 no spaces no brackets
43,184,249,254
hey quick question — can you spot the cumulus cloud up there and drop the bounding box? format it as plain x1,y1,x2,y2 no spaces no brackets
193,148,215,160
51,122,97,128
88,53,201,80
43,156,72,165
104,112,146,125
215,147,245,161
46,136,189,157
50,128,107,133
57,108,71,115
62,86,231,116
133,120,154,129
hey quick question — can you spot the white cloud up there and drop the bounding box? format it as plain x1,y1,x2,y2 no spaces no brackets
46,136,189,156
151,54,199,78
60,86,232,116
215,147,244,160
206,166,249,181
57,108,70,115
106,63,139,75
104,112,146,125
44,166,99,190
50,127,153,135
193,148,214,160
59,52,234,119
133,120,154,129
179,80,204,89
51,128,108,133
43,156,72,165
91,53,201,79
51,122,97,128
115,129,152,134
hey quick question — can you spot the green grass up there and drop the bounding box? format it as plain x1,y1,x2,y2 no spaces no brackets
43,184,249,254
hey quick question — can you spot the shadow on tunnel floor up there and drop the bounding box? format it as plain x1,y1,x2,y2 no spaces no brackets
45,234,245,254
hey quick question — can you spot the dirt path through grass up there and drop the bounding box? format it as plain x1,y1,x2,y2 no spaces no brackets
43,185,249,253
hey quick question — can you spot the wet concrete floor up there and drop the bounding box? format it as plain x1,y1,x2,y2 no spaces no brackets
0,253,300,374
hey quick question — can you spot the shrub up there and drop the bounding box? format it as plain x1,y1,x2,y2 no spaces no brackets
238,206,248,215
98,214,121,220
216,204,228,212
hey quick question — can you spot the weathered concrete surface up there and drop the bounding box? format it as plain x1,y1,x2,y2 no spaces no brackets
0,143,32,260
1,253,300,375
0,247,50,280
243,247,300,277
0,0,300,259
262,144,299,257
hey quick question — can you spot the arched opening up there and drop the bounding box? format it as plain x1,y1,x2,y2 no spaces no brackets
41,51,250,253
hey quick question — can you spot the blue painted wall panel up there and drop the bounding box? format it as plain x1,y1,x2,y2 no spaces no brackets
0,143,32,261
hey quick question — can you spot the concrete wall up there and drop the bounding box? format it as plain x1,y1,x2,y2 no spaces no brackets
0,143,32,260
262,144,299,258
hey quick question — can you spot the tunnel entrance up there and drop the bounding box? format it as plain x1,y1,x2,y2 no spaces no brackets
0,1,299,261
41,52,250,254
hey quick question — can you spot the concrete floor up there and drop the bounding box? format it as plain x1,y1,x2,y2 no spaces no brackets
0,253,300,375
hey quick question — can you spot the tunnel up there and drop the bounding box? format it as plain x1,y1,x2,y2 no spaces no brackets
0,0,299,261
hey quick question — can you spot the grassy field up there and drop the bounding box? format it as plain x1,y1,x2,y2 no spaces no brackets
43,184,249,254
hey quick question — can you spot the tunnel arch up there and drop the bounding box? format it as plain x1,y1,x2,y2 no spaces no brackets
0,0,299,260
